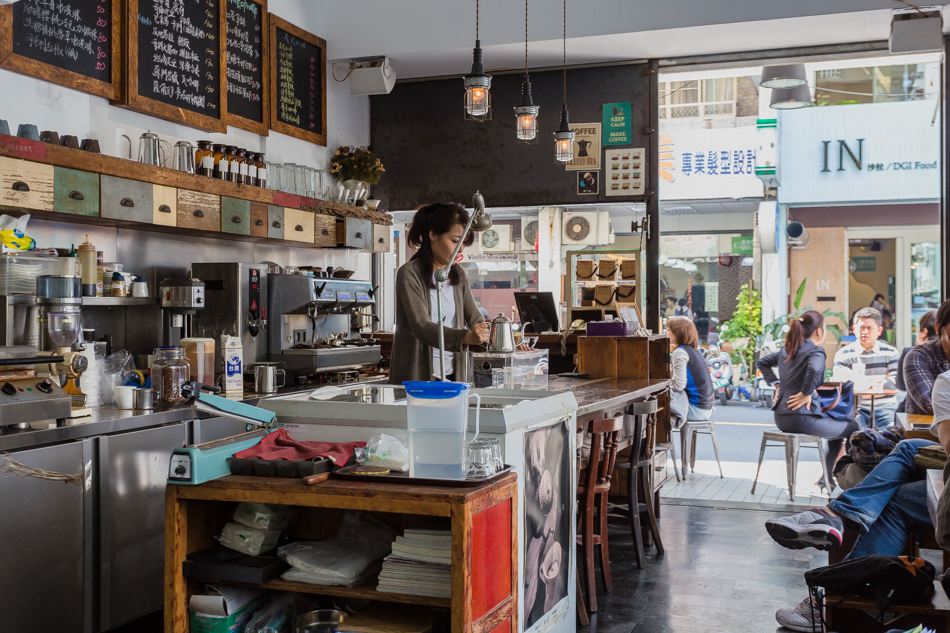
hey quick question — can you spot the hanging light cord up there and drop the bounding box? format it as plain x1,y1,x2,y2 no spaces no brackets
524,0,528,73
562,0,566,104
476,0,480,40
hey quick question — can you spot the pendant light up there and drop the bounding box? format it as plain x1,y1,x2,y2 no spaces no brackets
463,0,492,121
759,63,807,89
769,84,813,110
554,0,574,163
514,0,539,142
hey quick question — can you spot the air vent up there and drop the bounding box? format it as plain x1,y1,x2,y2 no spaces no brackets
661,205,697,215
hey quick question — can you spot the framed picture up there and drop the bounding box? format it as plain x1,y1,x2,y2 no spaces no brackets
577,170,599,195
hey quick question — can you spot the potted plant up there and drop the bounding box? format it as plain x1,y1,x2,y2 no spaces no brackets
328,146,385,202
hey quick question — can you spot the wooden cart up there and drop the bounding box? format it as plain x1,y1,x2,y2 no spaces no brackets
165,473,518,633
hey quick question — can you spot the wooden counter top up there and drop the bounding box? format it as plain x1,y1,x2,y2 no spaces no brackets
547,375,671,417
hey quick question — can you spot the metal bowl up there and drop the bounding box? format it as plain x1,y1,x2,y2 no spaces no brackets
292,609,347,633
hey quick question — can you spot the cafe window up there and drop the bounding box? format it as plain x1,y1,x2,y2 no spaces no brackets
658,78,736,119
459,260,539,320
814,64,932,105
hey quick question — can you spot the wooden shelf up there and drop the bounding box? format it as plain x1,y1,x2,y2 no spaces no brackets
191,577,451,608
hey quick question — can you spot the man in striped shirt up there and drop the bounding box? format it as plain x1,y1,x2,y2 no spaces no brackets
834,307,900,431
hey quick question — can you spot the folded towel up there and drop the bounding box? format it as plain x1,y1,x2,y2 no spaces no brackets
235,428,365,465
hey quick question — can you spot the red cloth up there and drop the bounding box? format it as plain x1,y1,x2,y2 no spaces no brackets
235,429,365,465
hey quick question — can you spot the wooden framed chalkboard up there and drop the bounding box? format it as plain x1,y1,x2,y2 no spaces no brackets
0,0,122,100
223,0,269,135
269,15,326,146
125,0,227,132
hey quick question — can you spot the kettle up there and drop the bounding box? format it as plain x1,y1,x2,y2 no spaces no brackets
138,131,171,166
487,313,515,353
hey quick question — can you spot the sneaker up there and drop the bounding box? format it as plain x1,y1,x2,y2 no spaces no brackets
765,508,843,551
775,594,822,632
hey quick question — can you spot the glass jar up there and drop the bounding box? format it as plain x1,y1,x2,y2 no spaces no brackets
195,140,214,177
246,152,259,186
212,144,228,180
257,155,269,188
152,346,190,403
224,146,239,183
233,148,248,185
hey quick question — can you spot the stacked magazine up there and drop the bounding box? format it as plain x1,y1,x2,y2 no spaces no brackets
377,522,452,599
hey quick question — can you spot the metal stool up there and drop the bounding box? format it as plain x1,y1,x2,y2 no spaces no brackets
678,419,723,479
750,431,831,502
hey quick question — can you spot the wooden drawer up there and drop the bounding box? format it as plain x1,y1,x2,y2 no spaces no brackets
283,208,314,243
653,446,670,490
100,175,152,223
249,203,268,237
373,223,391,252
267,205,284,239
221,197,251,236
313,214,337,247
54,167,99,216
152,185,177,226
0,156,54,212
341,217,372,250
176,190,220,232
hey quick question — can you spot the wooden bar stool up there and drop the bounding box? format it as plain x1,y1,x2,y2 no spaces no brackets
576,415,623,613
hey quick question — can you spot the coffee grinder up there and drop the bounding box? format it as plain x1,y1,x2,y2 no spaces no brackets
160,278,206,346
35,275,88,381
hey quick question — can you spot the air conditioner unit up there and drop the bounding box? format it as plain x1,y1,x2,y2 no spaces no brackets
562,211,611,246
480,225,513,253
348,57,397,95
521,217,539,252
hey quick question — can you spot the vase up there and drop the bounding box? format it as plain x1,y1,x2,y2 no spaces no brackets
342,179,369,205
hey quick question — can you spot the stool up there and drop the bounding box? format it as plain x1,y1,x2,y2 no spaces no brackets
750,431,831,502
679,419,723,479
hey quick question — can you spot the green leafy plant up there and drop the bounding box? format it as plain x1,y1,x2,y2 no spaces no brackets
719,283,762,380
328,146,385,184
759,277,848,346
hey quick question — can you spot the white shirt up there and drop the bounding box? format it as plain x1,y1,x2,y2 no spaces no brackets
430,280,457,377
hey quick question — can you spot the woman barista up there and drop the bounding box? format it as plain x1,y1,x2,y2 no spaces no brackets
390,202,489,383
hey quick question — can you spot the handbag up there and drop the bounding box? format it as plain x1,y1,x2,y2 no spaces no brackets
816,381,855,422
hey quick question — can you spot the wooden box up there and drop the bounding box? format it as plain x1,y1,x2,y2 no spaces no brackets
221,197,251,236
373,223,391,252
249,203,268,237
283,208,315,243
100,175,152,223
313,214,337,247
267,205,284,239
54,167,99,216
338,216,373,250
176,190,221,232
0,156,53,212
578,334,671,380
152,185,177,226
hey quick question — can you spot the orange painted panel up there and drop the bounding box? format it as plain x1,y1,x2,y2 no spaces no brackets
471,499,512,620
488,618,512,633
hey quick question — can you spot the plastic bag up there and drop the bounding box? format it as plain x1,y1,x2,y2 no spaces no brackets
244,592,316,633
278,511,396,586
233,502,296,531
99,349,134,405
362,433,409,472
218,521,281,556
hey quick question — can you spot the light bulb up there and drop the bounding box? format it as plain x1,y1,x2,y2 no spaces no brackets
465,86,490,117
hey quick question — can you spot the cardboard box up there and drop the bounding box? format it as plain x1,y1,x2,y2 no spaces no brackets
221,335,243,394
189,585,265,633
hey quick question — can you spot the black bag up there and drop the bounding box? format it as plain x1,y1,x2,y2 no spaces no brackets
817,381,855,422
804,555,935,608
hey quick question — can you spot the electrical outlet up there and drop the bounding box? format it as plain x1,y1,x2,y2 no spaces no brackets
293,329,308,345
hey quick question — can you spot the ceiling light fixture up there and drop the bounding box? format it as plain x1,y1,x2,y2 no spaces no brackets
463,0,492,121
759,63,807,89
514,0,539,143
769,84,813,110
554,0,574,163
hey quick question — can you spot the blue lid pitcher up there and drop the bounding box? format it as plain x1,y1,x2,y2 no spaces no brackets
403,381,480,480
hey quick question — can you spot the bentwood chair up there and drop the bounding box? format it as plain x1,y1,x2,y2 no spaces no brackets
576,415,623,613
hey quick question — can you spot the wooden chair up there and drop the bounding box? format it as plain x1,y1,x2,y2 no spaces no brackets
576,415,623,613
609,399,665,569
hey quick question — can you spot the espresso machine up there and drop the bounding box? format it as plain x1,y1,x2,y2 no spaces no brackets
191,263,268,372
267,274,380,378
159,277,206,345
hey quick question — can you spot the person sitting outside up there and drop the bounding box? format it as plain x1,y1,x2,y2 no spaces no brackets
903,299,950,415
765,369,950,632
664,296,677,318
834,307,900,431
666,316,714,427
757,310,860,484
675,298,692,320
895,309,937,413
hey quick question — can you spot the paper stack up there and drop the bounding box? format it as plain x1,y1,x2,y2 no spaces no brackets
377,523,453,599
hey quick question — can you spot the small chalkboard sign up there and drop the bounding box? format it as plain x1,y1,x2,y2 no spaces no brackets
125,0,227,132
224,0,268,135
0,0,121,100
269,14,326,146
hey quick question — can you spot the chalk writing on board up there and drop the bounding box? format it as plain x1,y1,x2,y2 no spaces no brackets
225,0,263,122
275,28,318,131
12,0,112,81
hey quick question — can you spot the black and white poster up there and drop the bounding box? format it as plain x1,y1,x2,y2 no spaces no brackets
523,419,571,631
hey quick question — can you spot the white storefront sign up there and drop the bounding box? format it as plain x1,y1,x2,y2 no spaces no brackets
659,126,764,200
778,100,939,205
661,234,719,257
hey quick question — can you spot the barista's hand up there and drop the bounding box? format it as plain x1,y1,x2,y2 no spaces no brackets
465,322,490,345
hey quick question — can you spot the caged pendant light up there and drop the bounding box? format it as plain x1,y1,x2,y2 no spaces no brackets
463,0,492,121
514,0,539,142
553,0,574,162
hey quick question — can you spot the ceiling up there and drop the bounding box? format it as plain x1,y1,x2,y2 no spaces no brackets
321,1,947,80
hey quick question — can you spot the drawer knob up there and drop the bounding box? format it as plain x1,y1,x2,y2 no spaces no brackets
231,215,242,224
378,238,384,243
272,221,282,229
158,205,172,214
321,229,329,236
11,181,30,192
68,190,85,201
295,225,304,232
193,209,205,218
255,219,264,226
120,198,135,208
354,232,362,238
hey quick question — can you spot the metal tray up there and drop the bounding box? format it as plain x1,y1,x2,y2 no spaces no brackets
332,464,512,487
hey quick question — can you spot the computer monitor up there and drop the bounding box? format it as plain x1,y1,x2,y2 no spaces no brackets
514,291,559,334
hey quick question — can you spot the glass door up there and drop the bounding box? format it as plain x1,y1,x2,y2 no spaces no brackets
909,240,941,341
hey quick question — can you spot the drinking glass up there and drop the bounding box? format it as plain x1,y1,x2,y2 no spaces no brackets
492,367,513,389
294,164,310,197
279,163,297,193
466,439,497,478
326,181,344,203
265,162,281,191
312,168,326,199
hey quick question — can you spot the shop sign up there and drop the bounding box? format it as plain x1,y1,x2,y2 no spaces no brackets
731,236,753,255
661,234,718,258
566,122,601,170
602,102,631,146
462,252,537,262
658,126,764,200
778,100,939,204
852,256,876,272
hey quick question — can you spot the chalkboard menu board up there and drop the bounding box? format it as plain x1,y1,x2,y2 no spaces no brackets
125,0,227,132
0,0,121,100
269,15,326,146
224,0,268,135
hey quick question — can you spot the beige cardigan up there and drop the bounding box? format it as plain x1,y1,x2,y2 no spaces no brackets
389,258,484,383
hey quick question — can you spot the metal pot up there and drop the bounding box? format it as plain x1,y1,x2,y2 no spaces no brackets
293,609,346,633
487,313,515,353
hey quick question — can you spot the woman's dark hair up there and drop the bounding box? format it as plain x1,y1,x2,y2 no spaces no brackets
920,310,938,341
873,293,886,303
407,202,475,287
934,299,950,334
678,298,687,307
784,310,824,362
